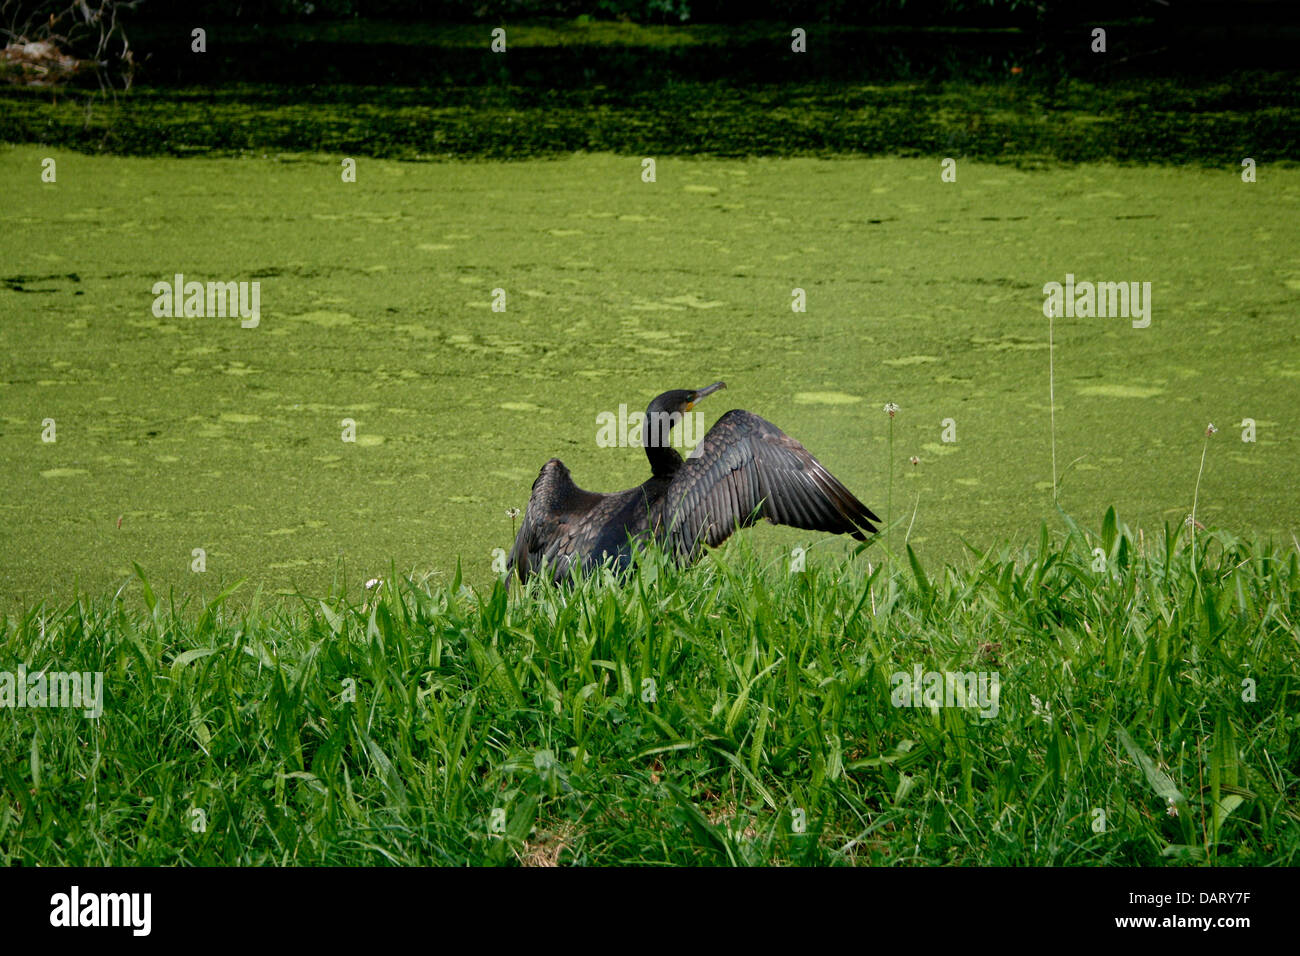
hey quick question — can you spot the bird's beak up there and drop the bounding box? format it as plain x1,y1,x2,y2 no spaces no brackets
687,381,726,409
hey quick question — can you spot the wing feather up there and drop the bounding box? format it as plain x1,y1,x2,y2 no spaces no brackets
507,461,587,580
659,410,880,560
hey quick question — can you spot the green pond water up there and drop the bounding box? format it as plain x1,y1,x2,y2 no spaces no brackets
1,146,1297,607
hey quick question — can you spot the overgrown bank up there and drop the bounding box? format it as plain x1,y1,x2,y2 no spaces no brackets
3,514,1296,865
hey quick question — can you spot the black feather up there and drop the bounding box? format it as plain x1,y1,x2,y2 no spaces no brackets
507,391,879,583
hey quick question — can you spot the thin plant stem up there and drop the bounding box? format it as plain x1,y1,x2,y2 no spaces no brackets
887,416,894,558
1191,433,1209,570
867,560,876,616
904,488,920,546
1049,305,1057,502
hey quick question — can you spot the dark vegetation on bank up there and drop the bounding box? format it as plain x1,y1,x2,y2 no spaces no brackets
0,2,1296,163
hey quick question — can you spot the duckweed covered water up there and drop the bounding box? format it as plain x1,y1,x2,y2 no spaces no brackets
1,147,1297,605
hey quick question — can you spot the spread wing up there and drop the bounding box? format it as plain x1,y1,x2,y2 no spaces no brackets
508,464,583,581
657,410,880,561
507,459,629,582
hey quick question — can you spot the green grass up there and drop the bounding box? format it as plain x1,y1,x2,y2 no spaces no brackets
3,509,1296,865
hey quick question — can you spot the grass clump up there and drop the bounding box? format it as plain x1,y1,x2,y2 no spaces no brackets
1,510,1296,866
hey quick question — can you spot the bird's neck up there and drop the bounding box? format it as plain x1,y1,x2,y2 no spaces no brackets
643,407,683,478
645,443,682,478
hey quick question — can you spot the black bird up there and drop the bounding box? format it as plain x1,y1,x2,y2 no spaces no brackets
507,382,881,582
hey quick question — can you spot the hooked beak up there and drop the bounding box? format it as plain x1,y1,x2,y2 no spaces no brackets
686,381,726,410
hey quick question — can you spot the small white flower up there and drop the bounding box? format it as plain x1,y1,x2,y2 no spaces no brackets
884,402,899,418
1029,694,1053,726
506,507,520,519
1205,423,1218,437
1166,798,1179,818
365,577,382,590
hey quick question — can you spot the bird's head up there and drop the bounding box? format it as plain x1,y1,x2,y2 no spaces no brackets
642,382,726,474
646,381,726,427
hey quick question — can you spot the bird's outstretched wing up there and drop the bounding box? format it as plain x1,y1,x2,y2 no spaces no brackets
507,459,609,581
509,467,574,581
657,409,880,561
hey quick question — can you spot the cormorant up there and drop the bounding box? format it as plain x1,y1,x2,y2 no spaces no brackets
507,383,881,582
